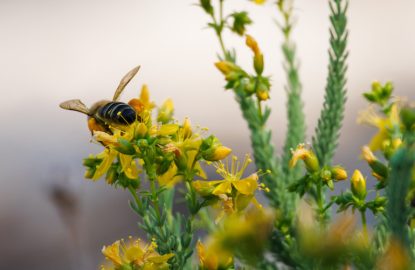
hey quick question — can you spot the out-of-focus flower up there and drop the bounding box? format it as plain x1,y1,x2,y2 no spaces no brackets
252,0,266,4
351,170,366,200
201,208,274,266
297,202,368,266
197,240,233,270
289,144,320,173
376,238,411,270
157,98,174,124
357,103,400,151
101,237,174,270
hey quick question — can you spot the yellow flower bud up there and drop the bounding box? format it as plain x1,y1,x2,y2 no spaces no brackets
331,166,348,181
157,98,174,124
182,117,192,139
256,89,269,101
209,146,232,161
254,53,264,75
215,61,238,75
245,34,260,56
289,144,320,173
158,124,179,136
362,146,376,164
351,170,366,199
134,123,148,137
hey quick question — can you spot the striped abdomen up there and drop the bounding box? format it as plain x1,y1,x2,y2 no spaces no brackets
97,102,137,125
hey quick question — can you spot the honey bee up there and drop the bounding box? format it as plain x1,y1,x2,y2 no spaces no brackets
60,66,141,135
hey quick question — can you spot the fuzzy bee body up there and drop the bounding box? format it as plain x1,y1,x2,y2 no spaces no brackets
60,66,141,135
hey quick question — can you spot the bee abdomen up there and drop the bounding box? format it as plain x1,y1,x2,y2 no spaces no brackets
97,102,137,125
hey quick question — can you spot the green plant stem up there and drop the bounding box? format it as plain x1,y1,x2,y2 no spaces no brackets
312,0,348,166
277,1,306,185
150,179,162,221
128,185,143,212
387,145,415,251
360,209,367,235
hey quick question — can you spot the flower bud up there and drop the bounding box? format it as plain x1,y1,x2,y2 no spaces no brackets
362,146,376,164
362,146,388,181
105,166,118,184
254,53,264,75
331,166,348,181
351,170,366,200
115,138,136,155
320,169,332,182
215,61,239,76
182,118,192,139
134,122,148,138
246,35,260,56
84,168,95,179
290,144,320,173
157,98,174,124
158,124,179,136
208,146,232,161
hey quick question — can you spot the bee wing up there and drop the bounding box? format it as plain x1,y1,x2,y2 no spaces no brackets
59,99,90,115
112,65,141,101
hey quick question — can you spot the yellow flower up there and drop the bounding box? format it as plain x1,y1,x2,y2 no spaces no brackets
357,103,400,151
157,118,206,186
91,128,140,181
252,0,266,4
289,144,320,173
376,238,411,270
201,208,274,265
197,240,233,270
101,237,173,270
193,154,264,218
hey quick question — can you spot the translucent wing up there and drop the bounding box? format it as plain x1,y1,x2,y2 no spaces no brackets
112,65,141,101
59,99,90,115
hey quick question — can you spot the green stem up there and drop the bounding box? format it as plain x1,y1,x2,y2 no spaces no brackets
150,179,162,222
360,209,367,238
128,186,144,213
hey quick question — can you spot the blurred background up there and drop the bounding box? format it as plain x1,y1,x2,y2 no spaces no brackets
1,0,414,269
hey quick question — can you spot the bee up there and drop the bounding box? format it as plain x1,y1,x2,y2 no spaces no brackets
60,66,141,135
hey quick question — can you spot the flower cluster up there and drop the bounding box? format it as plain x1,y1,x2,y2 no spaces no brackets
101,237,174,270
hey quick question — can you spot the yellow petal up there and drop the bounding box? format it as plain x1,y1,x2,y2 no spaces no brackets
102,240,122,266
147,253,174,264
232,174,258,195
212,181,232,195
368,130,388,152
119,154,139,179
158,124,179,136
158,164,182,187
93,149,117,180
